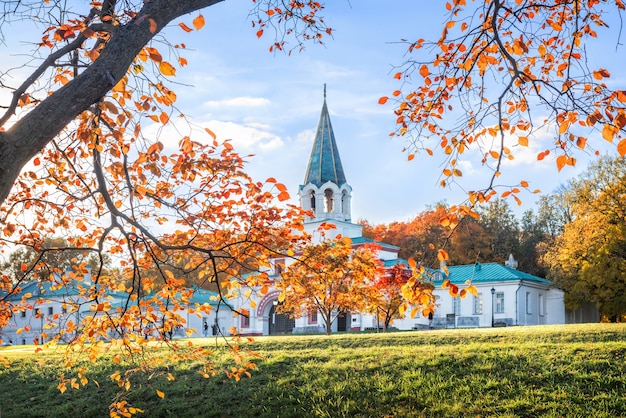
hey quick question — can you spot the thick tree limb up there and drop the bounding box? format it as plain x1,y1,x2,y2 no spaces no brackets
0,0,223,207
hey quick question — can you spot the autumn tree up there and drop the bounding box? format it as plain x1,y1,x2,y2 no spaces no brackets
543,156,626,319
381,0,626,226
366,263,434,332
276,236,384,335
0,1,331,414
475,199,520,263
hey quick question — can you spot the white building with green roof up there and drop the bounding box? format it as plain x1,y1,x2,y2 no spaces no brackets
227,87,592,335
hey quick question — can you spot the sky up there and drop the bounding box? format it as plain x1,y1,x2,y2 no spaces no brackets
3,1,624,225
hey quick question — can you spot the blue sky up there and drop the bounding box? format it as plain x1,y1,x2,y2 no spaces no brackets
3,1,623,225
159,1,622,224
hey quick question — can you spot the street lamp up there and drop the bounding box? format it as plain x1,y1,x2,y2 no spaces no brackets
490,287,496,327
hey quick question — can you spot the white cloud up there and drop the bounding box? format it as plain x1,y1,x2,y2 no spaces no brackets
203,97,271,108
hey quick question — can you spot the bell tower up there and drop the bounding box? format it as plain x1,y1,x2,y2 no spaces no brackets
299,86,361,240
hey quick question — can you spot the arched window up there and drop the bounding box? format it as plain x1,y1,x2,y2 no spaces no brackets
324,189,334,212
309,190,316,211
341,190,349,213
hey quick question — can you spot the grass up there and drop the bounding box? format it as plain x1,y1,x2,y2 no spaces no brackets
1,323,626,417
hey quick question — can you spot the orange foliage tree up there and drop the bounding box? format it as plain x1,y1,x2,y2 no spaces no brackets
366,263,434,332
276,236,384,335
0,0,329,414
380,0,626,228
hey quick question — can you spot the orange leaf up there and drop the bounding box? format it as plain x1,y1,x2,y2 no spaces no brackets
256,29,264,38
156,390,165,399
21,263,28,272
618,139,626,156
159,112,169,125
193,14,205,30
593,68,611,80
205,127,217,140
159,61,176,77
378,96,388,105
520,180,529,187
419,64,430,78
617,90,626,102
556,155,566,172
602,124,616,142
148,18,157,34
518,136,528,147
179,22,193,32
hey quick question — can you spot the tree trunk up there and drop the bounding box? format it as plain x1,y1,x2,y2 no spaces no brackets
0,0,223,207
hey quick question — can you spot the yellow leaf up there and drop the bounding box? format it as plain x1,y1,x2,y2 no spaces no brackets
159,61,176,77
193,14,205,30
468,285,478,296
437,249,449,262
156,390,165,399
518,136,528,147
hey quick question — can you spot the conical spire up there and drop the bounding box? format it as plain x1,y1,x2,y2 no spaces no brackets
303,85,347,187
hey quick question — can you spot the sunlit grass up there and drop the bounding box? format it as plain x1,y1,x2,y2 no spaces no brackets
1,323,625,417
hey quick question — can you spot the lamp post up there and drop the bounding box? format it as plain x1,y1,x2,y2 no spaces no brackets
490,287,496,327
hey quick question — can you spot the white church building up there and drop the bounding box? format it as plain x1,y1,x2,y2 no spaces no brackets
229,89,585,336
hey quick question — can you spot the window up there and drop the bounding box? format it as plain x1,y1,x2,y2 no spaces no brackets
309,190,316,211
526,292,532,315
62,306,67,314
539,294,545,316
473,293,483,315
308,310,318,324
495,292,505,314
20,311,26,318
48,307,54,316
324,189,334,212
453,296,461,316
241,314,250,328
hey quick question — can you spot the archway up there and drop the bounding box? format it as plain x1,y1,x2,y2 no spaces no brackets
268,304,295,335
337,311,350,332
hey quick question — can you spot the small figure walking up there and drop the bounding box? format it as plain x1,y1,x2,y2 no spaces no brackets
203,320,208,337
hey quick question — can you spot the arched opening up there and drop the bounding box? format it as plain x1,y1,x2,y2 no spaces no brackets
268,303,295,335
324,189,334,213
341,190,349,213
309,190,316,211
337,311,350,332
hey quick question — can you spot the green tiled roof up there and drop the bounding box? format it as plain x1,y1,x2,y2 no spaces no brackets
432,262,552,286
382,258,410,268
350,236,401,251
303,88,347,187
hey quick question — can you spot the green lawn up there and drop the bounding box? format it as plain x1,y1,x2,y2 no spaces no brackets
1,323,625,417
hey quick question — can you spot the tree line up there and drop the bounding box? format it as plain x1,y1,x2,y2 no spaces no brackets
361,156,626,320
